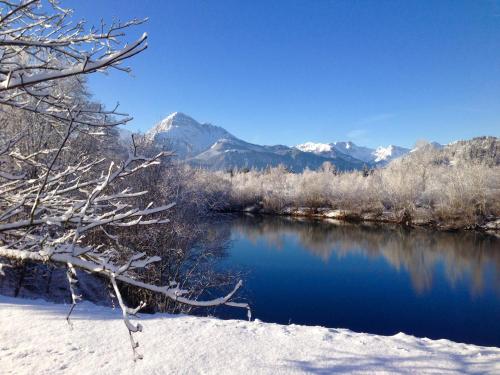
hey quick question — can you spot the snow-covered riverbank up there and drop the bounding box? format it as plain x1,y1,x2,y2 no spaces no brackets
222,207,500,233
1,296,499,374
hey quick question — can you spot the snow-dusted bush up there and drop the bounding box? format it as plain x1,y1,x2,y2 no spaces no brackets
222,168,265,208
426,163,499,225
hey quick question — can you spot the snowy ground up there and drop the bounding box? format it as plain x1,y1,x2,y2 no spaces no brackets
1,296,499,374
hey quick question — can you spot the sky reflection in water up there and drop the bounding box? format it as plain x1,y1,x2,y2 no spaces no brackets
217,215,500,347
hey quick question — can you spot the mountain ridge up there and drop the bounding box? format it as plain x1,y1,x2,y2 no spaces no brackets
143,112,369,171
136,112,496,171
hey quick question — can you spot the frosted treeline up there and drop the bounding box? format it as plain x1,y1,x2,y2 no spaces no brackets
197,153,500,227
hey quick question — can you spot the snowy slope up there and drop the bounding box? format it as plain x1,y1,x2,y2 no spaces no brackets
1,296,499,375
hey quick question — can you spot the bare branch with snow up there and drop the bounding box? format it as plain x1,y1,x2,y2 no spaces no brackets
0,0,249,360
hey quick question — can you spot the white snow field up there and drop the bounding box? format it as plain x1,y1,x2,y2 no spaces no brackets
1,296,499,375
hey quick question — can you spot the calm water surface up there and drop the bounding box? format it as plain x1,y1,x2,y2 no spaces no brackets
215,214,500,347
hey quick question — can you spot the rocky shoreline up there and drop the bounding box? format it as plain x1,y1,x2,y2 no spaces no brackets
221,204,500,234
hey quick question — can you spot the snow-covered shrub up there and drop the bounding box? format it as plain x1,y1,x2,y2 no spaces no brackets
216,160,499,226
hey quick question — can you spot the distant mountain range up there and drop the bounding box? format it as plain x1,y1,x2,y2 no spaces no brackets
128,112,496,171
295,141,410,166
144,112,370,171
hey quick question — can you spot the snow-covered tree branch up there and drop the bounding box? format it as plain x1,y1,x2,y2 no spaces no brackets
0,0,249,361
0,0,147,127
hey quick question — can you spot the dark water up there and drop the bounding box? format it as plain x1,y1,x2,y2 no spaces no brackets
215,214,500,347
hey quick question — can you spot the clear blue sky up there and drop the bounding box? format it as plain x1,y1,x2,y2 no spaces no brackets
68,0,500,148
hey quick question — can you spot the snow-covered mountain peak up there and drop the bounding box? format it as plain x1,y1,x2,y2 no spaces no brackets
146,112,235,158
295,142,333,153
374,145,394,162
164,111,192,124
296,140,410,165
149,112,202,134
373,145,410,163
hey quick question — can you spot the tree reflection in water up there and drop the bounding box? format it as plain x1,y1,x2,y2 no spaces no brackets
230,214,500,296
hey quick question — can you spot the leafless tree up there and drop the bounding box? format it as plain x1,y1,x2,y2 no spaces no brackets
0,0,248,361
